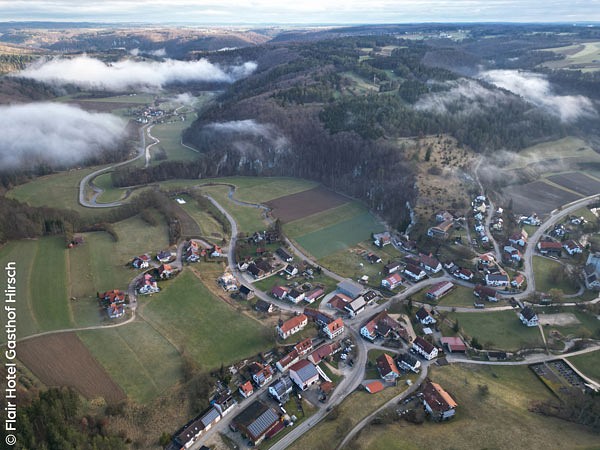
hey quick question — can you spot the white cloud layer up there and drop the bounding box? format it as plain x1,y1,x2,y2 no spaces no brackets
479,69,596,122
16,55,257,91
0,103,126,170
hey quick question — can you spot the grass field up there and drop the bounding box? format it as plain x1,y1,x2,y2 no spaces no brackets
284,202,366,238
568,351,600,384
253,271,339,297
175,194,226,242
350,364,600,450
504,137,600,170
449,310,544,351
289,373,417,450
533,256,579,294
429,285,495,308
295,212,383,259
542,41,600,72
0,237,74,339
149,115,200,164
141,270,273,370
541,310,600,341
93,172,128,203
318,244,384,282
78,321,183,404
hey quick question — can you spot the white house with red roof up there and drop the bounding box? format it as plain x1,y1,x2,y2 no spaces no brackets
323,318,345,339
277,314,308,339
381,272,403,290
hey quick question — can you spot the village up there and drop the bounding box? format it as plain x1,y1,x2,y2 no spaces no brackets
70,183,600,450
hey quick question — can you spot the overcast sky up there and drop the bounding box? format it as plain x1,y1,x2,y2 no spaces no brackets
0,0,598,24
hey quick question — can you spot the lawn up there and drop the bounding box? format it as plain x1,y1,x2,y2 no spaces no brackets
541,310,600,341
568,350,600,384
318,242,387,285
78,320,183,404
295,212,383,259
350,364,600,450
284,203,364,238
533,256,579,295
93,172,128,203
289,373,417,450
449,310,544,351
435,285,500,308
141,270,274,370
0,237,75,340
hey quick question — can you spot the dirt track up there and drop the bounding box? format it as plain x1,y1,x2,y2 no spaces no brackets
18,332,126,403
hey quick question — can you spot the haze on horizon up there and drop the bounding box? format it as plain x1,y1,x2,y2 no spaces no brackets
0,0,599,24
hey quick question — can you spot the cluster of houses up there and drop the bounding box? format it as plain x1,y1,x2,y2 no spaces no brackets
270,283,326,305
471,196,491,245
326,280,378,317
584,252,600,290
184,240,223,263
99,290,126,319
426,210,461,240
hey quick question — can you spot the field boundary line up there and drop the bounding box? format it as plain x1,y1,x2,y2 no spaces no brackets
539,178,586,198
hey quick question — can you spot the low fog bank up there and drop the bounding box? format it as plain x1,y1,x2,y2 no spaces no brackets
0,102,127,171
15,55,257,91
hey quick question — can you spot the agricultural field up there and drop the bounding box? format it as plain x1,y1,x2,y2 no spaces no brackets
198,185,267,233
18,332,126,404
79,321,183,404
449,310,544,351
295,212,383,259
541,41,600,72
532,256,579,295
265,186,348,223
148,115,200,165
350,364,600,450
503,137,600,170
284,202,368,238
503,179,582,216
568,351,600,383
546,172,600,197
140,270,273,370
0,237,74,339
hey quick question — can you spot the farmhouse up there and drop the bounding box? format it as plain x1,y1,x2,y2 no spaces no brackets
255,299,275,314
231,401,280,446
336,279,364,299
373,231,391,247
415,306,436,325
519,307,539,327
376,353,400,382
564,240,583,255
239,285,255,300
381,273,403,290
268,376,294,403
427,220,453,239
323,318,345,339
537,241,562,256
441,336,467,353
474,284,497,302
412,336,438,360
384,261,402,274
422,381,458,421
419,254,442,273
277,314,308,339
271,285,289,300
485,273,509,287
289,359,320,390
276,247,293,262
239,380,254,398
304,287,325,304
404,263,427,281
511,274,526,288
295,338,314,356
426,281,454,300
275,350,299,373
397,352,421,372
308,342,342,364
360,311,408,342
286,288,306,304
345,295,367,317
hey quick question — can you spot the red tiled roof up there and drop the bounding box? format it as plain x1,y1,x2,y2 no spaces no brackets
441,336,467,352
240,380,253,394
279,314,307,334
328,293,351,310
376,353,399,377
326,318,344,334
422,381,457,412
538,241,563,249
365,381,384,394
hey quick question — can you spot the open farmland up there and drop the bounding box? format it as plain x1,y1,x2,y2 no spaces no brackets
266,186,348,223
78,321,183,404
541,41,600,72
449,310,544,351
149,115,200,164
18,332,126,403
348,364,600,450
284,202,368,238
503,180,582,216
295,212,383,259
568,351,600,383
141,270,273,370
546,172,600,196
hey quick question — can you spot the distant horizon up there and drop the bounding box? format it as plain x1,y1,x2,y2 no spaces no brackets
0,0,599,25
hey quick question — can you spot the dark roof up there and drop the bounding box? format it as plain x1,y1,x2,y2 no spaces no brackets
419,254,440,269
520,306,537,321
255,259,273,272
255,299,274,313
276,247,292,260
233,401,279,442
415,306,431,320
269,376,293,396
413,336,436,354
405,263,424,276
239,285,253,295
397,352,419,366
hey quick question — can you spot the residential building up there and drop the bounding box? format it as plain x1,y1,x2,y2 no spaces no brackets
286,288,306,304
384,261,402,275
294,338,313,356
303,307,335,326
404,264,427,281
308,342,341,365
255,299,275,314
239,285,255,300
277,314,308,339
268,376,294,403
252,364,274,387
537,241,562,256
373,231,391,247
564,240,583,255
284,264,298,277
485,273,509,287
519,307,539,327
156,250,172,262
425,281,454,300
275,350,299,373
271,285,289,300
323,318,345,339
137,273,159,295
503,245,522,262
367,252,382,264
422,381,458,421
584,252,600,290
427,220,453,239
289,359,320,390
132,254,150,269
419,254,442,273
304,287,325,304
376,353,400,382
412,336,438,360
276,247,293,263
327,293,352,312
360,311,409,342
454,268,473,281
345,296,367,317
231,401,280,446
173,406,222,450
415,306,436,325
381,273,403,290
479,253,495,266
106,303,125,319
509,230,528,247
397,352,421,372
364,381,385,394
474,284,497,302
239,380,254,398
511,274,525,288
213,393,237,417
436,210,454,223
